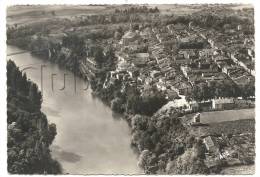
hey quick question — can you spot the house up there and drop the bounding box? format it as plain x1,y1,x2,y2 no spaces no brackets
116,60,131,72
196,60,218,73
60,47,72,58
237,25,242,31
189,101,199,111
199,49,215,58
202,72,226,82
144,77,154,85
232,74,252,87
193,113,201,123
198,101,212,111
80,56,101,77
150,70,161,78
180,65,189,77
120,30,139,45
8,122,17,130
221,64,233,75
85,57,98,69
174,53,190,65
116,52,132,63
212,98,235,110
208,38,215,48
203,136,219,153
161,66,172,75
135,53,149,59
198,62,211,72
213,55,231,62
167,95,191,110
167,23,186,33
156,82,167,91
165,89,179,100
156,33,170,43
159,98,190,112
48,33,66,45
179,50,191,59
140,27,152,39
132,53,149,67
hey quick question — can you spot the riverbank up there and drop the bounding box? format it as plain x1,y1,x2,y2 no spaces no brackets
7,45,141,174
7,60,61,174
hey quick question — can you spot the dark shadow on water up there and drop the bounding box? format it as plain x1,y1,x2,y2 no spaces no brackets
112,112,124,121
130,143,140,156
58,151,82,163
51,145,82,163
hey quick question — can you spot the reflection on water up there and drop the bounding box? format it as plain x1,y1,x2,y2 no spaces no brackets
7,45,141,174
51,145,82,163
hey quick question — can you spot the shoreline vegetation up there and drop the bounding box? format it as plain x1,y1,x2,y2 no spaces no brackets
6,4,255,174
7,60,62,174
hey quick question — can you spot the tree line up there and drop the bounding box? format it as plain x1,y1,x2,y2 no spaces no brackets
114,6,159,14
186,80,255,102
7,60,61,174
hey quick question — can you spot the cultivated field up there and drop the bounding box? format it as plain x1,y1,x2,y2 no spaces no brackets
181,108,255,137
221,164,255,175
7,5,119,25
200,108,255,124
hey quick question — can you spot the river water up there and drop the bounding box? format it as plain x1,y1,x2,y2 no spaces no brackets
7,45,141,174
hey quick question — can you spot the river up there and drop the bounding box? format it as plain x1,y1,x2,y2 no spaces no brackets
7,45,141,174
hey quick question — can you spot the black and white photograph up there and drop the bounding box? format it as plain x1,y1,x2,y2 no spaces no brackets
1,0,257,175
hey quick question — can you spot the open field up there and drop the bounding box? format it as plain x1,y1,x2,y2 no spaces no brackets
7,5,112,25
181,109,255,137
181,108,254,125
188,118,255,137
221,164,255,175
200,109,254,124
8,4,253,26
147,4,201,15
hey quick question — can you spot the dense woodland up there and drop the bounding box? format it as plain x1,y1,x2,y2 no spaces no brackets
7,60,61,174
130,109,209,174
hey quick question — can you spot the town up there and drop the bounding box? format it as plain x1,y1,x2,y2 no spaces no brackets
7,4,255,175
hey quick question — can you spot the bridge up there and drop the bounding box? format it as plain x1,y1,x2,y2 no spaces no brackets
7,50,31,56
7,48,48,56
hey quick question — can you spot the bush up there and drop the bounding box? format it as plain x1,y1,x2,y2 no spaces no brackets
111,97,124,113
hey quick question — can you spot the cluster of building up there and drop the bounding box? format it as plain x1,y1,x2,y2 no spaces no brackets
203,133,255,170
197,24,255,87
77,11,254,112
104,20,253,107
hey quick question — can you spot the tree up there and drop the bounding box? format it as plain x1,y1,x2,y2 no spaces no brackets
242,79,255,99
126,87,141,114
28,83,42,111
131,114,148,130
114,31,122,40
18,73,29,95
7,61,61,174
93,46,105,64
138,149,151,172
62,34,86,57
7,60,20,92
111,97,124,113
51,11,56,16
140,91,167,116
48,123,57,145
